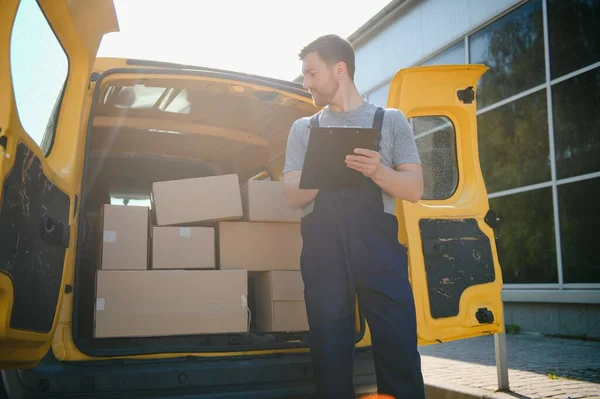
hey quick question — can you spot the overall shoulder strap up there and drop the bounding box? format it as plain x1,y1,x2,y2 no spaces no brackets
373,107,385,132
372,107,386,151
309,112,320,127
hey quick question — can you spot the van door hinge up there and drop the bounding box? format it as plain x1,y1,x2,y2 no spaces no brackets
88,72,101,89
484,209,499,229
457,86,475,104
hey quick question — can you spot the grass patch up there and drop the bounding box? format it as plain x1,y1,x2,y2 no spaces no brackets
505,324,521,334
547,369,559,380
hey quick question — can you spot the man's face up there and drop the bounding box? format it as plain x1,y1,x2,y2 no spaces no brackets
301,52,340,107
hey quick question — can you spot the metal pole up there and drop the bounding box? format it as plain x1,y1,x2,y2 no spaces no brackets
494,332,509,391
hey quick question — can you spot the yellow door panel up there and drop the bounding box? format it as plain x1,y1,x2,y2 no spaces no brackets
0,0,118,369
386,65,505,345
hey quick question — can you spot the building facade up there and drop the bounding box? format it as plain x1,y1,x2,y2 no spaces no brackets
352,0,599,338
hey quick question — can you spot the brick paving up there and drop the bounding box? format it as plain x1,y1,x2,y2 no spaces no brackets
419,334,600,398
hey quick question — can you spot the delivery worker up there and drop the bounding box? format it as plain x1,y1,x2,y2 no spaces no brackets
283,34,426,399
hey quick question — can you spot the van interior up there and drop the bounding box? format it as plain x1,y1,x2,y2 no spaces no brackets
72,66,367,357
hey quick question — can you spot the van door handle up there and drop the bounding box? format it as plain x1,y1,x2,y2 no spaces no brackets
40,213,70,248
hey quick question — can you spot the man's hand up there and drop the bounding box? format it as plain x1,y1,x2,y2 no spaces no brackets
346,148,424,203
345,148,383,178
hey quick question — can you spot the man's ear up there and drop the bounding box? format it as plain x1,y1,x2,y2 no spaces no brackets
334,61,347,80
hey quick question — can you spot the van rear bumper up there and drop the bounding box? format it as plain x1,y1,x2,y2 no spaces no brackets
2,350,377,399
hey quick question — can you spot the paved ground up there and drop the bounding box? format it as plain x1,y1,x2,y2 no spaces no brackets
2,333,597,399
419,334,600,399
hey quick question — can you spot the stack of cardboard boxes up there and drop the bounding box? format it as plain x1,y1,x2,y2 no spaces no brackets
94,174,308,339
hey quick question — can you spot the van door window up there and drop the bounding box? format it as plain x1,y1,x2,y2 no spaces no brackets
410,116,458,200
10,0,69,155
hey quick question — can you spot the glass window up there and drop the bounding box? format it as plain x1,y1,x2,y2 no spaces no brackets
409,116,458,200
102,86,194,114
552,67,600,179
10,0,69,154
469,0,545,108
367,83,390,108
477,90,550,193
421,40,466,66
490,188,558,283
559,177,600,283
105,85,166,109
110,197,151,207
165,89,191,114
548,0,600,79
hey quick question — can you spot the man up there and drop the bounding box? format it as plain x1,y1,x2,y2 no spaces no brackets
282,34,426,399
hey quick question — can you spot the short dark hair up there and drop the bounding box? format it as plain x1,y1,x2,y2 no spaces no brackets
298,34,356,81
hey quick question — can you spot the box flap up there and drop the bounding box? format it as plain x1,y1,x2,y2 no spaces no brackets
272,301,309,332
271,271,304,301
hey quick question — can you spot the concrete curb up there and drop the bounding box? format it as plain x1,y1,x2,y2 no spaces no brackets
425,381,514,399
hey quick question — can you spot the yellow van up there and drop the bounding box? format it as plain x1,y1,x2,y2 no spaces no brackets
1,1,504,397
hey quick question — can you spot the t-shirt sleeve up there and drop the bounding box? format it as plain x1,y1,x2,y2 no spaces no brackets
387,109,421,167
283,119,308,175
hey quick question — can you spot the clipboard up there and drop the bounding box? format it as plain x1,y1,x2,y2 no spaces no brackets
299,126,379,189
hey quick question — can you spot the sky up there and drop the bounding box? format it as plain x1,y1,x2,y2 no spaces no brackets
97,0,393,81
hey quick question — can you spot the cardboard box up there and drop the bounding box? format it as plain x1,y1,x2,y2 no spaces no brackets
94,270,248,338
254,271,309,332
241,180,301,223
151,226,215,269
218,222,302,271
97,204,149,270
151,174,243,226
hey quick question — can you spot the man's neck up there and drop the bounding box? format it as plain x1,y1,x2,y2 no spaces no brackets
327,84,364,113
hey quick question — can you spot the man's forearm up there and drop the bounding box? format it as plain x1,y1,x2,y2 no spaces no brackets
283,174,319,210
371,165,423,203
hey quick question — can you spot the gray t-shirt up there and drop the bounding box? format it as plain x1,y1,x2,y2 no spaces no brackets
283,100,421,216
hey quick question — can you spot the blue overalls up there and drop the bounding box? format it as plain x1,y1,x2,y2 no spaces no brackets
300,107,425,399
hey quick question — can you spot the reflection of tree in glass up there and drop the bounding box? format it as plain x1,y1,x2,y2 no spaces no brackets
558,178,600,283
477,90,550,194
471,0,545,108
552,68,600,179
411,116,458,200
548,0,600,79
490,188,558,284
